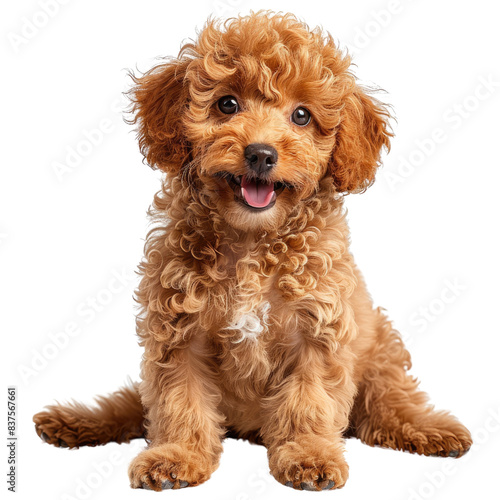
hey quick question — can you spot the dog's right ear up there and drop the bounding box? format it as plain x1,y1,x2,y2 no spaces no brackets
127,59,190,173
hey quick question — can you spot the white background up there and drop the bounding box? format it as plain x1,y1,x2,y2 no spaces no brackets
2,0,500,499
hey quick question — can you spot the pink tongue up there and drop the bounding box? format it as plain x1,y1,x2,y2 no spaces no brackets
241,176,275,208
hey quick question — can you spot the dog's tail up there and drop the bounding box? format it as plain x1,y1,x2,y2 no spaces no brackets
33,381,145,449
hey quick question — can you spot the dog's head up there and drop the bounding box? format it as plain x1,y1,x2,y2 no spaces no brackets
129,12,392,232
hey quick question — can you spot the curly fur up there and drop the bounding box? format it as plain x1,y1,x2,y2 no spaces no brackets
33,12,471,492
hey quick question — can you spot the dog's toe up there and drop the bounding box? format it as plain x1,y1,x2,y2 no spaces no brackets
321,480,335,490
300,482,316,491
38,428,67,448
161,480,174,489
431,446,470,458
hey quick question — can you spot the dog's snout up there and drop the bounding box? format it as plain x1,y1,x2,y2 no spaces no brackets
244,143,278,175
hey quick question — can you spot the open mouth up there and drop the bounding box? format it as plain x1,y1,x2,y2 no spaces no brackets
216,173,290,211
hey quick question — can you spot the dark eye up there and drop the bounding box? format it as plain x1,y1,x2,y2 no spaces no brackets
291,107,311,126
218,95,239,114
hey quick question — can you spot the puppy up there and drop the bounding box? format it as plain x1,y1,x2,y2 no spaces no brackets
34,12,472,491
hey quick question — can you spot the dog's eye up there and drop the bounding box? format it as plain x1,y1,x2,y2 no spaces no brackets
291,107,311,126
218,95,239,114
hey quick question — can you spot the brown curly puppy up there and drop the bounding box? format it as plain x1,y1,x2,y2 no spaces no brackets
33,12,472,492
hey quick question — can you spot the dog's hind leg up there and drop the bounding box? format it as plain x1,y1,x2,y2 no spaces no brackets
33,382,145,449
348,307,472,457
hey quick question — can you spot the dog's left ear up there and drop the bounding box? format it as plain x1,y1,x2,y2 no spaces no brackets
128,59,191,173
330,88,392,193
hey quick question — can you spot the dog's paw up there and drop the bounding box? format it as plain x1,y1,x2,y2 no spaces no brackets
371,419,472,458
33,411,75,448
129,444,217,491
268,436,348,491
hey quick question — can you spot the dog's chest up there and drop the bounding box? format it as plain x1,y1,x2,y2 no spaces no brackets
221,277,295,346
214,244,303,345
225,300,271,342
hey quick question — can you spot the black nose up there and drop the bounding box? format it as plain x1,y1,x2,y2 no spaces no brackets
244,143,278,175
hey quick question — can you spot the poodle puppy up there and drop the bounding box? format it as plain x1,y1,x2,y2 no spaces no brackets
33,12,472,491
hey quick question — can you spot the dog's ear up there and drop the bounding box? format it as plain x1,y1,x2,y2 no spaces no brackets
128,59,190,173
330,87,392,193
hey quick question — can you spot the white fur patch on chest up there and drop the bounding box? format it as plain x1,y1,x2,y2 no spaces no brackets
226,301,271,343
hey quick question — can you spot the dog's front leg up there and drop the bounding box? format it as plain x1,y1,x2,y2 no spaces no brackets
128,333,224,490
261,341,356,491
